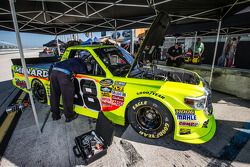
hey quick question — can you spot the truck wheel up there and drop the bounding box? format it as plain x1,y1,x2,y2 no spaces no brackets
31,79,47,103
127,98,174,139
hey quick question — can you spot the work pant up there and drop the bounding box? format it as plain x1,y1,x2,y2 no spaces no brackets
50,70,75,119
166,57,183,67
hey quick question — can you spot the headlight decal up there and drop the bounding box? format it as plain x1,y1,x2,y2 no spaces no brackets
184,96,207,110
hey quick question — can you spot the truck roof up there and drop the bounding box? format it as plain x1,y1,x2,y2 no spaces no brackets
67,45,114,50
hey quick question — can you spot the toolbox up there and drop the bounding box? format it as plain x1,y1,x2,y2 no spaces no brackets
73,112,115,165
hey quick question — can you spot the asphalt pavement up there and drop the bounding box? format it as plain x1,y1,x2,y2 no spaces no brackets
0,91,249,167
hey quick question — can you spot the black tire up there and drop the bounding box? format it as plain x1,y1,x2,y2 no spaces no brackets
31,79,47,103
127,97,174,139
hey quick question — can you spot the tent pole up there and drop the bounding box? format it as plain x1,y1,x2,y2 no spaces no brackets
131,29,135,55
90,32,93,45
9,0,41,134
55,28,61,56
193,31,197,56
115,19,117,45
209,19,222,85
56,36,61,56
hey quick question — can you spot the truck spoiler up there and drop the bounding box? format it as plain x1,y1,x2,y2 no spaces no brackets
11,56,60,66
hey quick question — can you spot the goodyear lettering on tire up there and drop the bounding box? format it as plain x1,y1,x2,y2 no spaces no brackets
138,123,170,138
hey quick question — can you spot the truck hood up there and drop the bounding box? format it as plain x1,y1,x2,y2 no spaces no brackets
128,11,170,76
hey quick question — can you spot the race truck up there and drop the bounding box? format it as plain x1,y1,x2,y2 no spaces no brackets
11,12,216,144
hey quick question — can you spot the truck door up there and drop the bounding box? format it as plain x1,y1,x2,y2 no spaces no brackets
67,49,106,115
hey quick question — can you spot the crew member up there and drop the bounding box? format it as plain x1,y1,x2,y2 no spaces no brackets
194,38,205,58
225,37,237,67
50,58,87,122
166,43,183,66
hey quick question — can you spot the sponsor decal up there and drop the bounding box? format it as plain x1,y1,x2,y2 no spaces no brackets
100,79,113,87
100,80,126,110
102,103,112,107
114,81,126,87
136,91,165,99
112,95,124,101
101,86,112,92
101,92,112,98
15,79,26,88
101,97,112,104
85,88,92,93
180,128,191,135
14,66,48,78
132,101,148,110
112,85,124,92
179,121,199,127
176,114,196,121
138,123,169,138
112,99,124,106
175,109,195,115
202,119,209,128
102,103,120,111
87,97,95,102
111,90,126,97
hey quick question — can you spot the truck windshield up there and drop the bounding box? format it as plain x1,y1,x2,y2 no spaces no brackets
94,47,131,76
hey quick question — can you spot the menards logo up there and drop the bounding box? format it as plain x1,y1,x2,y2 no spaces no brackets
14,66,48,78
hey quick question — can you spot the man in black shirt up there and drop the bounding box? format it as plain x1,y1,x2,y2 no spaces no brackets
50,58,87,122
166,43,183,67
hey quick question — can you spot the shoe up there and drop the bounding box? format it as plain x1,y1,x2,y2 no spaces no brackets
52,115,61,121
65,114,78,123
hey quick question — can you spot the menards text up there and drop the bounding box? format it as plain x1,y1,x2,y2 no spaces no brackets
14,66,48,78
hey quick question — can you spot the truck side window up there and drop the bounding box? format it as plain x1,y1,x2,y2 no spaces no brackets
69,49,105,77
84,55,106,77
68,50,88,59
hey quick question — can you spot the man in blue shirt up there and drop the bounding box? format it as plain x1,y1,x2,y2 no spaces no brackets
50,58,87,122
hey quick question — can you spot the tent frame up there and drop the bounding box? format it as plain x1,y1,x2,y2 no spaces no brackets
209,20,222,85
5,0,249,133
1,0,248,35
8,0,41,133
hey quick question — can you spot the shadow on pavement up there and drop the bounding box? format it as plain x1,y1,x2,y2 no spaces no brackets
0,80,15,103
115,119,250,165
1,91,249,166
212,91,250,108
115,91,250,165
0,80,17,114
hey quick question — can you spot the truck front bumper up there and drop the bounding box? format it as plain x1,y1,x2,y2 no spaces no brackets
174,115,216,144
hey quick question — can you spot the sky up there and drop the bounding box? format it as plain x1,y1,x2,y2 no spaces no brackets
0,30,103,48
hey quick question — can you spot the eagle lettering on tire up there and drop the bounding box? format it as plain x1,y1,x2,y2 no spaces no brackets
127,98,174,139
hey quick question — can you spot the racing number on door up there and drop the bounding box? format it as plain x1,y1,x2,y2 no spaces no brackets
73,78,101,111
